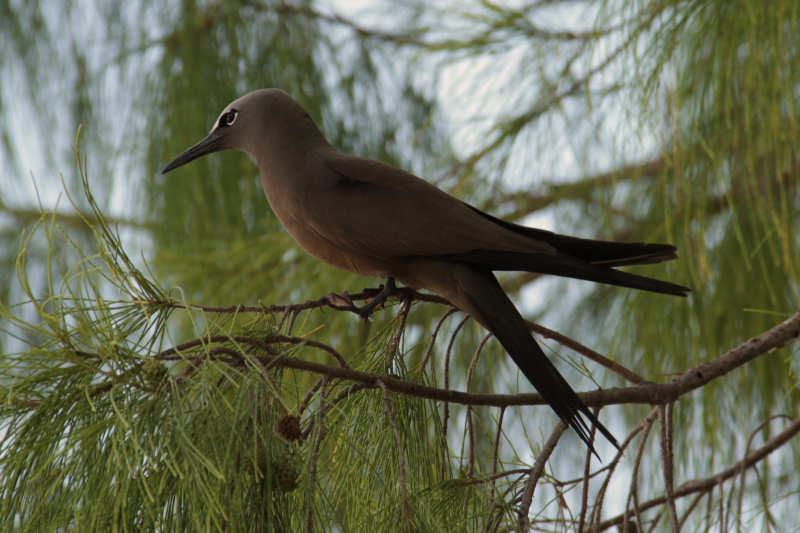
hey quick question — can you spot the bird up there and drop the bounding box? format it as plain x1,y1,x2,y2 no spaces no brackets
163,88,689,455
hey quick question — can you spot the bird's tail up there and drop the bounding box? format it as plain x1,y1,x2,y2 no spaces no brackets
459,205,690,296
445,249,690,296
466,205,682,267
452,266,618,455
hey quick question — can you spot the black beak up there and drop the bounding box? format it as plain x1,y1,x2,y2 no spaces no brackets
162,129,227,174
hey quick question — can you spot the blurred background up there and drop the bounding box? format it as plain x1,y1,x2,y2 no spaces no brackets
1,0,799,531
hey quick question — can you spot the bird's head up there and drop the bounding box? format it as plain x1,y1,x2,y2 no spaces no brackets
162,88,325,174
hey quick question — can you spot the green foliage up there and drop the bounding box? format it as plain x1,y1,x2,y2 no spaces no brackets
1,0,799,531
0,152,462,531
608,0,800,433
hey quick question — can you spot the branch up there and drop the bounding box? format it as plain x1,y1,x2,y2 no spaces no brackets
596,416,800,531
166,290,648,384
163,286,446,316
162,310,797,410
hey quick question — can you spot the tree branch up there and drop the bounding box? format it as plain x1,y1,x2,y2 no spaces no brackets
596,416,800,531
166,289,649,385
145,310,798,414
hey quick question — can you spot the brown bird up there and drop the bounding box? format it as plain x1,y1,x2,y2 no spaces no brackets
163,89,689,455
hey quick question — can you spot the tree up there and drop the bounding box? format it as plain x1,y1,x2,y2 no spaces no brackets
1,1,798,531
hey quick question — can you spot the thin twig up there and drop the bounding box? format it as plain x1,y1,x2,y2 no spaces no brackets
491,407,506,500
527,321,647,385
578,406,600,533
597,416,800,531
627,409,658,531
443,315,471,445
592,407,659,529
297,378,325,416
387,298,412,366
466,406,476,478
723,441,740,531
287,310,301,335
154,333,348,368
165,286,445,317
415,307,458,377
677,493,707,531
704,484,714,532
518,421,567,532
277,307,292,331
267,335,350,368
659,404,679,532
736,414,791,527
466,332,494,390
465,332,493,478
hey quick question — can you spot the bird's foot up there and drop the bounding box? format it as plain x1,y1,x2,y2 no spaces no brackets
327,277,397,319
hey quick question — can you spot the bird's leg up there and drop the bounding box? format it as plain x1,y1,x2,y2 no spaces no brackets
327,277,397,318
355,277,397,316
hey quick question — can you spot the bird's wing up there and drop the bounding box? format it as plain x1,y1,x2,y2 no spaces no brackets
460,206,680,266
306,152,690,296
304,152,556,260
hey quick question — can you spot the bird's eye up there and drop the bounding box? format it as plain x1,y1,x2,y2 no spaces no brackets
220,110,238,127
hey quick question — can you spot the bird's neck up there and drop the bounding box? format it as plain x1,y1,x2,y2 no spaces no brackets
255,142,333,213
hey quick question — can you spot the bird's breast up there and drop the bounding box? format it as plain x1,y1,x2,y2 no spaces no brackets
260,172,388,278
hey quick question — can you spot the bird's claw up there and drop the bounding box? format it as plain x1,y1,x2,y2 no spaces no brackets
326,292,376,318
327,278,397,319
